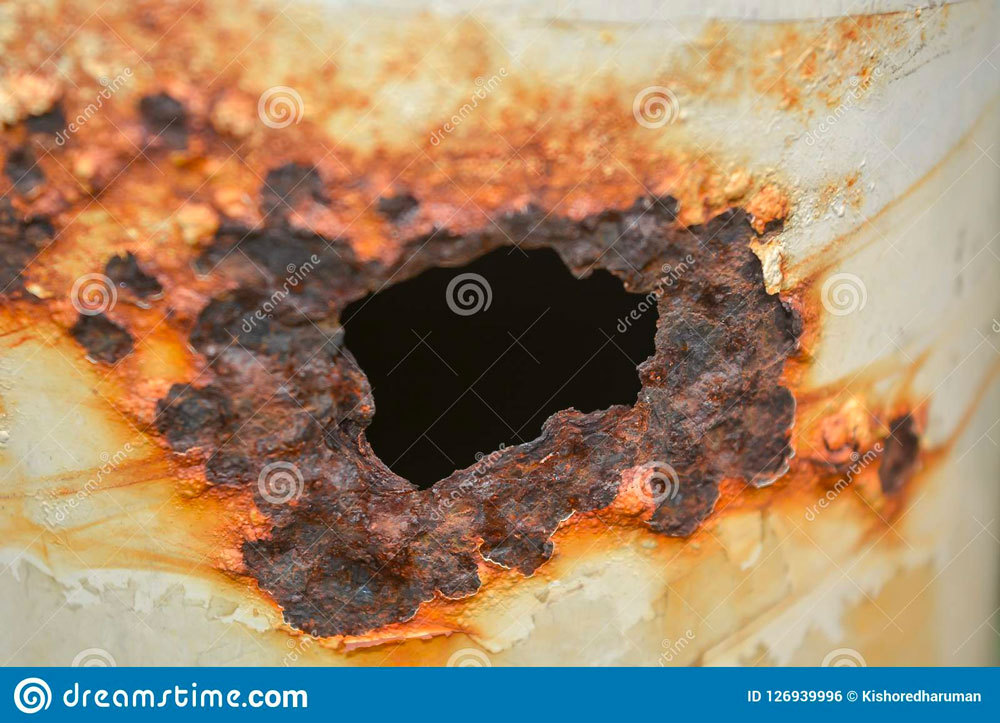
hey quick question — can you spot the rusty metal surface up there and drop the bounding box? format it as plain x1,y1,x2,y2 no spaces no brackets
0,0,965,650
155,198,798,636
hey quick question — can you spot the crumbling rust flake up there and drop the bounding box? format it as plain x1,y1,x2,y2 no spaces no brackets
878,415,921,495
70,312,134,364
105,251,163,302
4,145,45,196
154,191,800,637
138,93,189,150
0,199,53,295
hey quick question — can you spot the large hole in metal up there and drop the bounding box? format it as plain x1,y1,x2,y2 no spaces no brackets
342,247,658,488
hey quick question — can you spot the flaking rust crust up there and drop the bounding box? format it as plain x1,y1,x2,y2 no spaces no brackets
156,194,800,637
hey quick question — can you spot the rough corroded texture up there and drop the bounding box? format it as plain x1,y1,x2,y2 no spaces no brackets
154,184,800,636
3,145,44,196
70,312,134,364
376,193,420,223
105,251,163,301
138,93,189,150
0,199,53,295
24,105,66,136
879,415,921,495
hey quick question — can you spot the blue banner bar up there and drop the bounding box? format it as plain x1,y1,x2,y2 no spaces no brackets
1,667,996,721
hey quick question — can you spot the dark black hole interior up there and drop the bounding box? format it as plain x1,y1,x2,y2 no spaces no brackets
342,247,658,488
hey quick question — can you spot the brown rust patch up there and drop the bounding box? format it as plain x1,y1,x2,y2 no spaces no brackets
878,414,921,495
70,312,134,364
105,251,163,302
151,196,799,636
0,199,54,295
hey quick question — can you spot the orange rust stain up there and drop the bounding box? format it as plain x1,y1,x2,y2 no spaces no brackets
745,184,789,233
